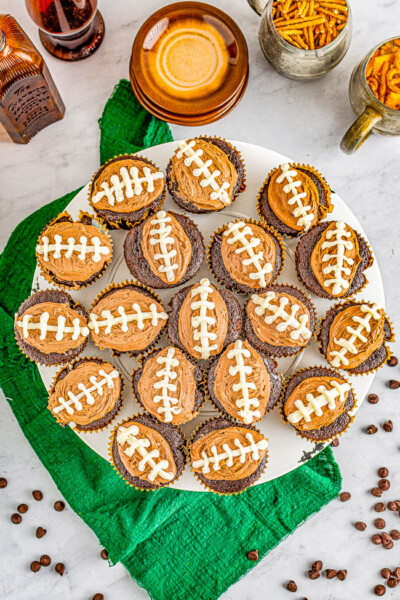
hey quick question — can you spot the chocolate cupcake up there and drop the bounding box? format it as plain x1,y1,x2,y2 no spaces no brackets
48,358,123,431
257,162,332,237
281,366,355,442
166,137,245,213
36,212,112,290
89,282,168,356
207,339,282,424
124,209,205,288
89,155,165,228
317,301,394,375
245,284,316,358
111,414,185,490
14,290,89,366
296,220,373,299
168,278,242,361
132,346,204,425
189,417,268,494
208,219,285,293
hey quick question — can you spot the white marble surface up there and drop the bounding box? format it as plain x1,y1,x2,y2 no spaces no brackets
1,1,400,599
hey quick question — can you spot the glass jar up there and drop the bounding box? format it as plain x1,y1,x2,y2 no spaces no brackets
248,0,352,81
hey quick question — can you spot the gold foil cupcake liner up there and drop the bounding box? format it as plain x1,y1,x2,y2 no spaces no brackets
279,365,357,444
36,211,113,291
187,416,269,496
108,415,186,492
88,154,167,230
206,217,286,295
47,356,125,433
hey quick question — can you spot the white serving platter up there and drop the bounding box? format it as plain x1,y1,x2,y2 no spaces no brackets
32,140,384,492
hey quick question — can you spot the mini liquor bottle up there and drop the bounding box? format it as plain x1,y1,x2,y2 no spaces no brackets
0,14,65,144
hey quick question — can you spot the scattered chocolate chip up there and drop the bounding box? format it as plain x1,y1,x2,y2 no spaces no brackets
54,501,65,512
311,560,323,571
0,477,7,488
308,569,320,580
388,578,398,588
11,513,22,524
100,549,108,560
388,356,398,367
30,561,41,573
32,490,43,501
374,518,386,529
286,580,297,592
372,534,383,545
337,569,347,581
379,479,390,491
36,527,46,538
92,595,104,600
330,438,339,447
374,584,386,596
372,487,383,497
392,567,400,579
390,530,400,540
40,555,51,567
339,491,351,502
17,503,28,514
246,550,259,561
366,425,378,434
325,569,338,579
55,563,65,576
374,502,386,512
388,501,398,511
381,568,391,579
382,421,393,432
355,521,367,531
378,467,389,478
368,394,379,404
389,380,400,389
382,533,393,549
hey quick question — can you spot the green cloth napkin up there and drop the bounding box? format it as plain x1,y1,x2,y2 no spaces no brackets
0,79,341,600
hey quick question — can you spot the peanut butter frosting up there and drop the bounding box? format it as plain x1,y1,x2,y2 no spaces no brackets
15,302,89,354
220,221,277,289
268,164,320,232
191,426,268,481
48,361,121,427
170,139,238,211
91,158,165,214
36,220,112,283
213,340,271,424
327,303,385,370
311,221,362,297
178,279,228,360
89,287,168,353
137,346,199,425
116,421,177,485
247,291,311,348
141,211,192,285
284,376,350,431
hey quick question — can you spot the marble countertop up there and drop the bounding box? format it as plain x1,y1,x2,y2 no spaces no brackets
1,1,400,599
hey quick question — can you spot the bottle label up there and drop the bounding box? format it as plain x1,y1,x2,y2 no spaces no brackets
3,74,58,131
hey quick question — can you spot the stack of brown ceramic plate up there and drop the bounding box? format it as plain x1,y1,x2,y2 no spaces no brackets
129,2,249,125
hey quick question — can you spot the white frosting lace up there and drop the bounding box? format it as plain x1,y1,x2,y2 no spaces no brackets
192,432,268,474
223,221,273,287
37,235,110,263
190,278,218,359
319,221,356,296
153,348,180,423
89,302,167,334
117,424,174,482
54,368,119,415
149,211,178,282
226,340,261,424
287,380,350,424
276,163,315,231
17,312,89,341
251,291,311,342
92,165,164,207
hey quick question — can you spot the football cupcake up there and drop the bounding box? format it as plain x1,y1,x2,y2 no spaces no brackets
166,137,245,213
168,278,242,361
36,212,112,290
124,209,205,288
296,220,373,299
14,290,89,366
207,339,282,425
281,366,355,442
111,414,186,490
132,346,204,425
89,282,168,356
89,155,165,228
189,417,268,494
245,284,316,358
48,358,123,431
208,219,285,293
317,301,394,375
257,162,332,237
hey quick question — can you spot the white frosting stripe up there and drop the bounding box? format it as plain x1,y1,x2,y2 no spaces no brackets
37,234,110,263
92,166,164,206
89,303,167,335
153,348,181,423
276,163,314,231
149,211,178,283
16,312,89,341
223,221,273,287
190,278,218,359
193,432,268,474
320,221,355,296
54,369,119,416
117,424,174,482
288,380,350,424
252,292,311,342
227,340,261,424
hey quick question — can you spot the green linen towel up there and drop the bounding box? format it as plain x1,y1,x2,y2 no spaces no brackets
0,79,341,600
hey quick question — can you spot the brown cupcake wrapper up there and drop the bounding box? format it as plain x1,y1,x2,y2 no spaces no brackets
88,154,166,230
206,217,286,294
279,365,357,443
47,356,125,432
187,416,269,496
256,162,333,238
36,211,113,291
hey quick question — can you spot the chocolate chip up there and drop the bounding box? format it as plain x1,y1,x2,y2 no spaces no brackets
30,561,41,573
388,356,398,367
378,467,389,478
92,595,104,600
388,502,398,511
389,380,400,389
355,521,367,531
36,527,46,538
372,487,383,497
311,560,323,571
308,569,320,580
374,584,386,596
0,477,7,488
392,567,400,579
100,549,108,560
54,501,65,512
32,490,43,501
372,534,383,545
55,562,65,576
374,502,386,512
325,569,338,579
374,518,386,529
337,569,347,581
390,530,400,540
286,580,297,592
40,555,51,567
381,568,391,579
382,533,393,549
382,420,393,432
17,503,28,514
339,491,351,502
11,513,22,524
388,578,398,588
368,394,379,404
330,438,339,447
366,425,378,434
379,479,390,491
246,550,259,561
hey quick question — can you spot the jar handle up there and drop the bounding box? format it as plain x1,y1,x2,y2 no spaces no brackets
340,107,383,154
247,0,267,16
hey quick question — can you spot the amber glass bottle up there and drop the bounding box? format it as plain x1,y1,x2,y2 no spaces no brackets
0,14,65,144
